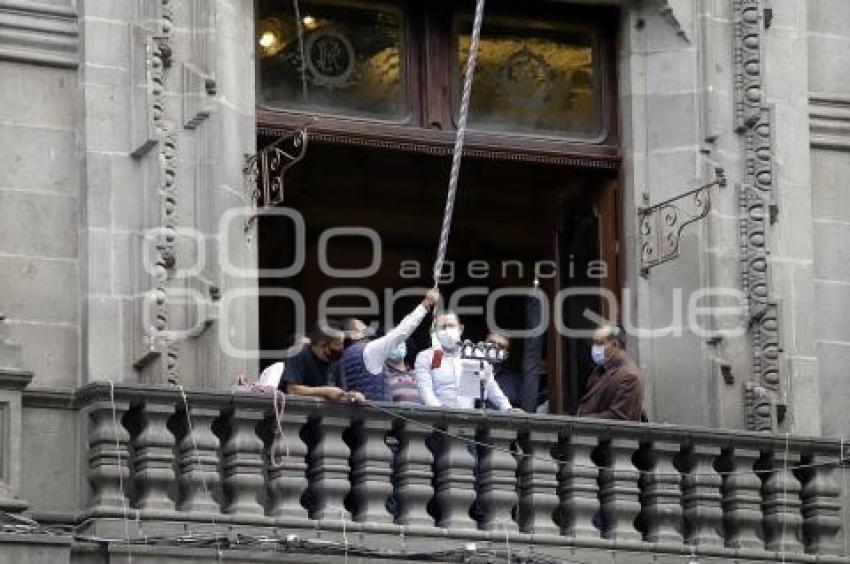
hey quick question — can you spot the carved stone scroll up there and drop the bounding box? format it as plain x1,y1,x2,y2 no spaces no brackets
734,0,781,431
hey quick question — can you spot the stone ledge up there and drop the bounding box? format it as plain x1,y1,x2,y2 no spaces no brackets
0,367,32,391
0,531,72,546
21,385,74,409
0,0,78,68
20,518,850,563
0,532,72,564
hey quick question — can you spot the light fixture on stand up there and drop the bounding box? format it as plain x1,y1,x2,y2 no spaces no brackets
459,340,508,408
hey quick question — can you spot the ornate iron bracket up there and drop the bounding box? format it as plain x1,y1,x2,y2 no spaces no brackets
243,120,312,230
638,167,726,276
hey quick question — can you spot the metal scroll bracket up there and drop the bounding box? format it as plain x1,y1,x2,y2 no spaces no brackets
638,167,726,277
242,119,313,232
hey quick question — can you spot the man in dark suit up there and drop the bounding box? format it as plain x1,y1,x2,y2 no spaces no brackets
577,324,643,421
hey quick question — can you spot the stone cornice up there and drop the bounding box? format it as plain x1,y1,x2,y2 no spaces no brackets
0,368,32,391
0,0,78,68
21,385,74,409
810,94,850,152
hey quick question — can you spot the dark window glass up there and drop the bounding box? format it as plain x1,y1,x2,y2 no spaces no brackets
455,16,601,138
257,0,407,120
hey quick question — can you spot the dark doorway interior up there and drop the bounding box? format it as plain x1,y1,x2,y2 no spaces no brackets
257,141,617,412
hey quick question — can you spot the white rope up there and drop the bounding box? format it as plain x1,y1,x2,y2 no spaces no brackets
176,385,223,562
108,381,132,564
270,389,290,467
432,0,486,286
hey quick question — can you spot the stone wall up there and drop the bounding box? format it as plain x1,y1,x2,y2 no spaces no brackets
1,0,258,391
0,1,80,389
77,0,258,388
620,0,749,428
807,0,850,439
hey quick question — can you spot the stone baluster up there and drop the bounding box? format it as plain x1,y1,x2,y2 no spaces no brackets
349,417,393,524
681,444,724,548
221,406,265,516
720,447,764,549
306,413,351,521
800,453,843,555
433,421,477,530
267,409,309,520
86,401,132,516
129,404,177,514
598,438,641,541
639,440,683,543
558,432,601,539
175,406,221,515
761,449,804,553
393,419,434,527
477,424,518,532
517,429,559,535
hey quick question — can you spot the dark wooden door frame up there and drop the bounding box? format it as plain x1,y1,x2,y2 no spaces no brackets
255,0,624,414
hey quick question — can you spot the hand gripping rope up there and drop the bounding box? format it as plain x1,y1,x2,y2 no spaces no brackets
432,0,487,287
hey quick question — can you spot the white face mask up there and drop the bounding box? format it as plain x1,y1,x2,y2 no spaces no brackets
436,327,461,350
386,342,407,363
591,344,607,365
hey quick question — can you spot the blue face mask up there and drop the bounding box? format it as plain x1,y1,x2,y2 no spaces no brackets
591,344,607,366
387,342,407,363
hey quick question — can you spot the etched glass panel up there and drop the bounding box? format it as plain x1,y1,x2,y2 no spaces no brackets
455,17,601,138
257,0,407,120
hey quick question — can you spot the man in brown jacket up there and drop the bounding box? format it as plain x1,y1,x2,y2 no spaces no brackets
577,324,644,421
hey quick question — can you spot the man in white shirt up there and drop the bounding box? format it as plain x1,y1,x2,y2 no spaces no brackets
414,311,514,411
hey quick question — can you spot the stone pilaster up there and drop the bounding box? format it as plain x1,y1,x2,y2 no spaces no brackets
392,418,434,527
433,421,476,530
477,424,518,532
267,409,308,520
221,406,265,516
761,450,804,552
175,406,221,515
517,429,559,536
85,400,132,517
682,444,724,547
639,440,684,543
799,453,843,555
599,438,642,541
558,432,600,539
348,417,393,524
721,447,764,549
306,413,352,521
129,403,178,514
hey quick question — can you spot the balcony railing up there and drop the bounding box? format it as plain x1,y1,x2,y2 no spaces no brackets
59,383,849,561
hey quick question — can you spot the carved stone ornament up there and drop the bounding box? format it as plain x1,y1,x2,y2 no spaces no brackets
734,0,781,431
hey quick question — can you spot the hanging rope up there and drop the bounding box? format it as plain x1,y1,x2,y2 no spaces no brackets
108,381,132,564
432,0,486,286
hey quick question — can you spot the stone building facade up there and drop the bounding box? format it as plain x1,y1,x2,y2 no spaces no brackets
0,0,849,562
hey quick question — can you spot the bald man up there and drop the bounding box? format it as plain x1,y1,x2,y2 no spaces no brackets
577,324,643,421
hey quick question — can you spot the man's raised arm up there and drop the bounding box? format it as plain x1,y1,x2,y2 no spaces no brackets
363,289,440,375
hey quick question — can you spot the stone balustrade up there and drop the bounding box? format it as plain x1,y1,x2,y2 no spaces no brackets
71,383,848,562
